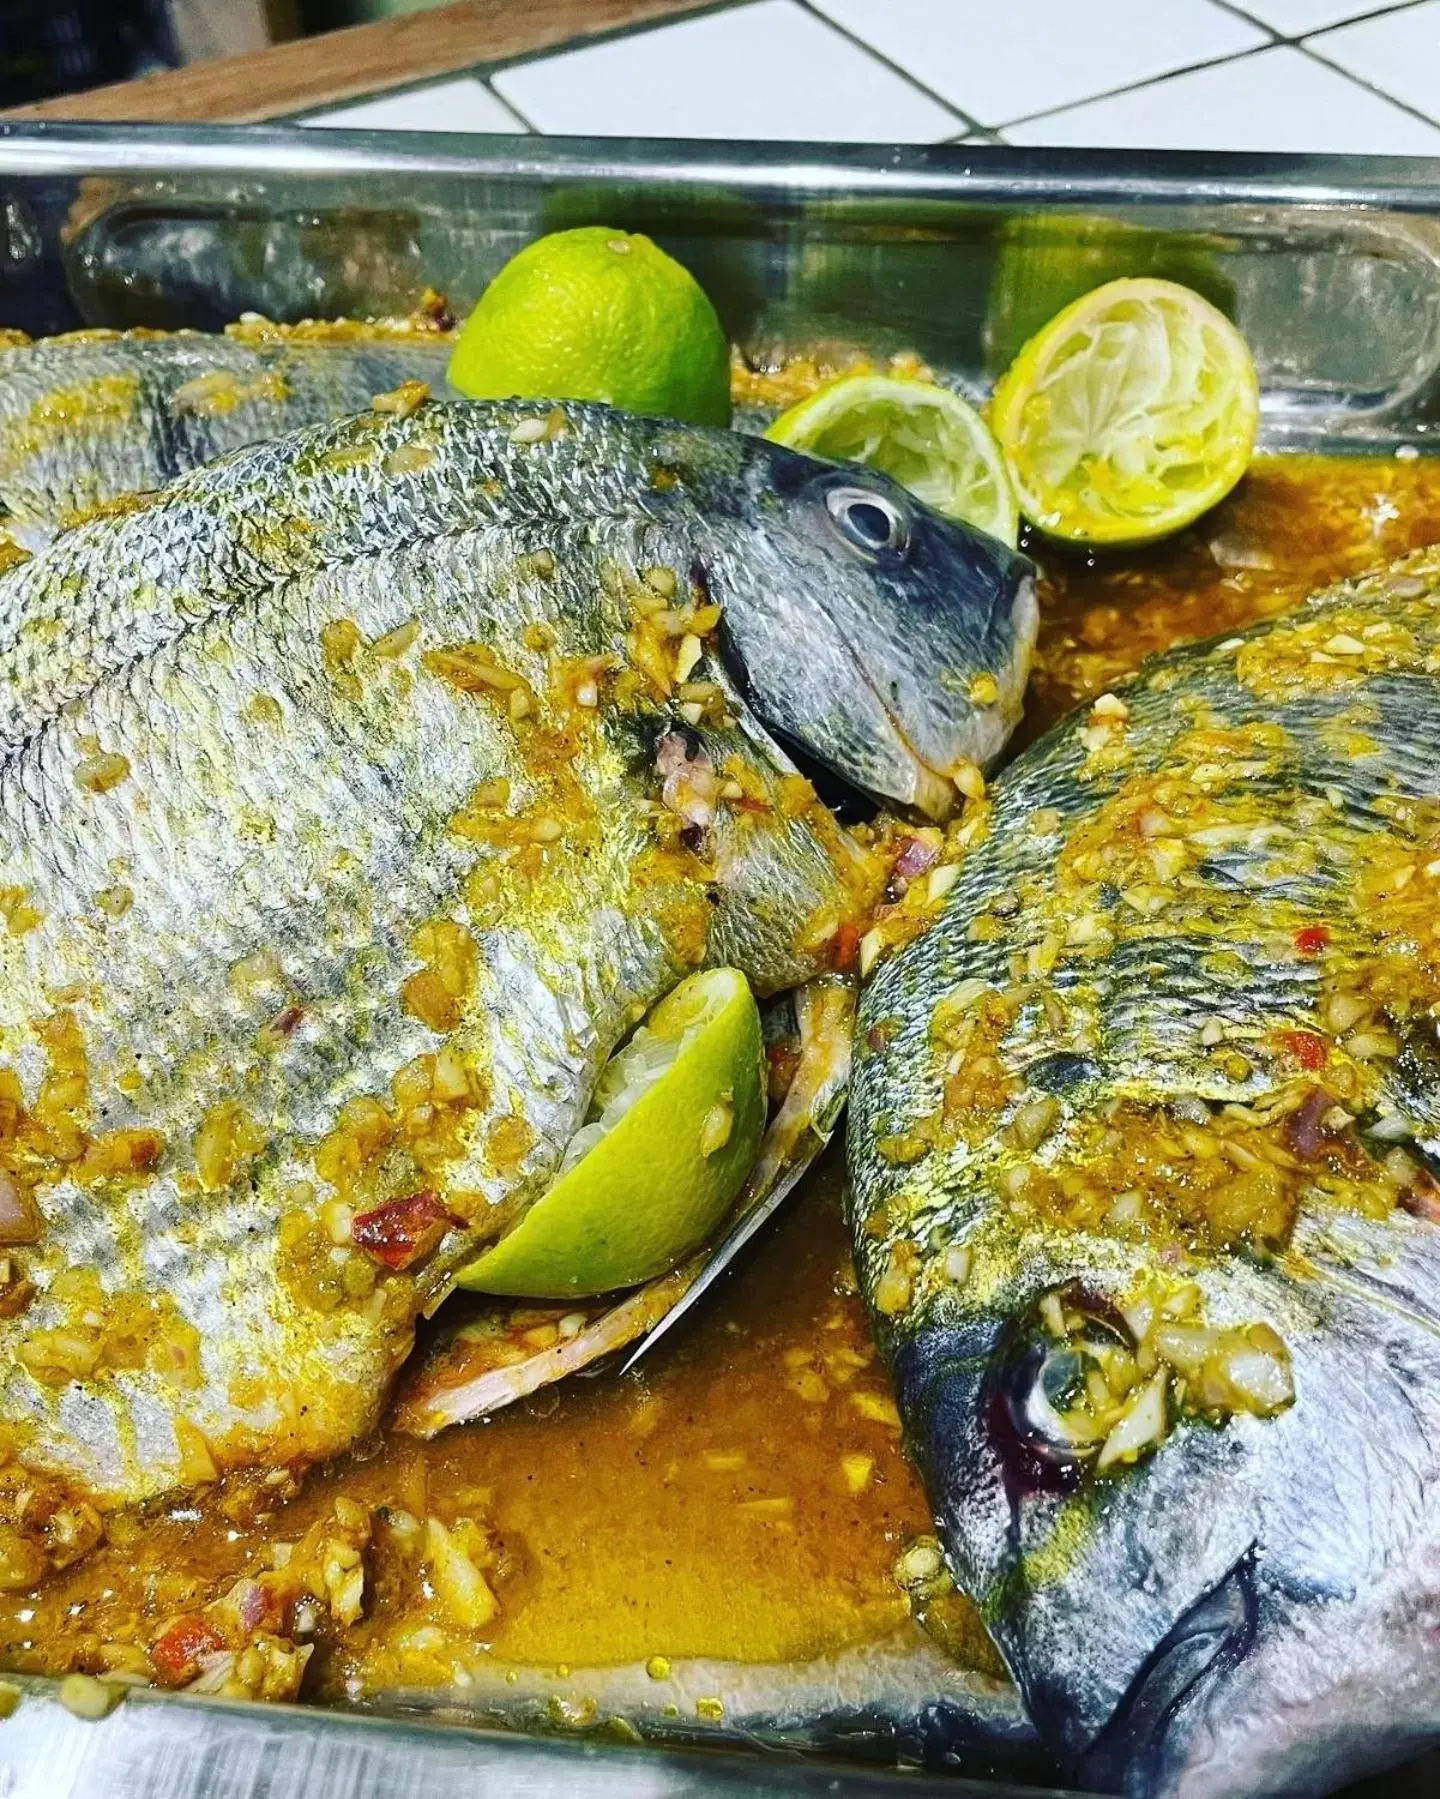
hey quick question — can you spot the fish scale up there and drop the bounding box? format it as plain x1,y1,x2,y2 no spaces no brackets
851,543,1440,1795
0,324,456,541
0,395,1030,1518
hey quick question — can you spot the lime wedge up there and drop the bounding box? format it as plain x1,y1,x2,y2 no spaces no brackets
990,276,1259,548
457,968,765,1298
765,373,1019,548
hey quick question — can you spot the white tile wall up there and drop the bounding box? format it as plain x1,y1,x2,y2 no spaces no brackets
1005,44,1440,151
1307,2,1440,122
1239,0,1418,31
492,0,961,141
809,0,1265,126
300,0,1440,155
302,75,526,132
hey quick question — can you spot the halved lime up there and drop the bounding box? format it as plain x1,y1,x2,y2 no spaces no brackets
990,276,1259,548
457,968,765,1298
765,374,1019,547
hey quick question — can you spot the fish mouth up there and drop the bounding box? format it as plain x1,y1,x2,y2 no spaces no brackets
723,622,958,821
885,720,966,822
876,567,1041,821
773,631,960,820
707,555,1037,822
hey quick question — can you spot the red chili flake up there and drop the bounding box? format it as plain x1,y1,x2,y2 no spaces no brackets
1278,1030,1328,1071
833,922,859,973
765,1041,800,1106
1293,926,1330,956
351,1190,455,1271
1401,1175,1440,1224
151,1615,225,1686
1285,1086,1333,1161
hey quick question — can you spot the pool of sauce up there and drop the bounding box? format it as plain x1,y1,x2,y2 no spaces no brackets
4,451,1440,1699
1030,450,1440,722
0,1151,933,1683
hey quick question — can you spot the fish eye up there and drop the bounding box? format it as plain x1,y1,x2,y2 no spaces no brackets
824,484,910,559
991,1288,1134,1482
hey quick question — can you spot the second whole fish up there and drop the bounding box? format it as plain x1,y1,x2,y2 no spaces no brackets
0,308,455,543
850,546,1440,1795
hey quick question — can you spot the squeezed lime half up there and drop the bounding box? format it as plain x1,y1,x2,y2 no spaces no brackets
989,276,1259,548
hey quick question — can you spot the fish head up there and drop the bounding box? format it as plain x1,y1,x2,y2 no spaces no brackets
873,1205,1440,1799
703,441,1037,819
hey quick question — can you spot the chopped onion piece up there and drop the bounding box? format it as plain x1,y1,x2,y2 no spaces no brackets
424,1517,497,1631
0,1173,39,1246
1220,1329,1294,1415
1097,1371,1169,1471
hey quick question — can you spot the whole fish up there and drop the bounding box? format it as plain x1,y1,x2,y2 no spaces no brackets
0,310,454,542
0,396,1034,1570
850,545,1440,1797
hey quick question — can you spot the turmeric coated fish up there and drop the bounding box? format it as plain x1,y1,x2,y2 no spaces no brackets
0,395,1034,1552
850,546,1440,1796
0,309,454,542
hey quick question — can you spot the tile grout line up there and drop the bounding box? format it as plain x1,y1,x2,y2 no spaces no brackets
288,64,516,124
1296,37,1440,129
1202,0,1280,39
1301,0,1437,33
295,0,1440,147
985,27,1440,137
1205,0,1433,41
789,0,978,134
925,0,1440,149
292,0,746,120
986,40,1282,134
480,77,538,132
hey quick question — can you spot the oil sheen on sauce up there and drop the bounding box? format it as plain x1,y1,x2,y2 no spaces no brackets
2,452,1439,1700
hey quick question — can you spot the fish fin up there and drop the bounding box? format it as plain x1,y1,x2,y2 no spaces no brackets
363,1622,1043,1774
391,1269,692,1437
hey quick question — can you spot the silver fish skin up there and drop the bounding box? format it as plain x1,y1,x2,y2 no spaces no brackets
0,396,1031,1522
0,320,454,540
849,546,1440,1797
362,1624,1047,1779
